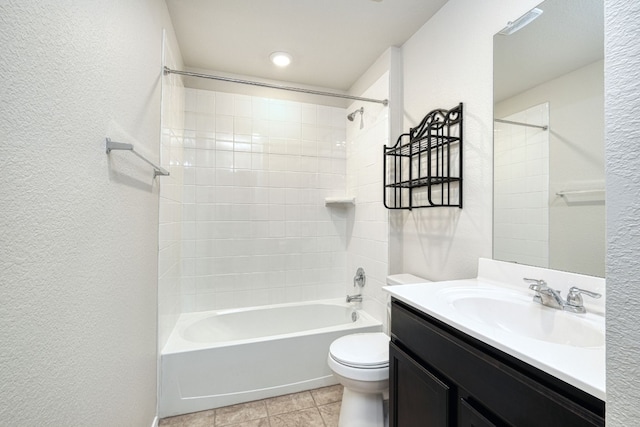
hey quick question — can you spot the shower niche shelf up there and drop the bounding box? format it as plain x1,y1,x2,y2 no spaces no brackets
383,103,463,210
324,196,356,206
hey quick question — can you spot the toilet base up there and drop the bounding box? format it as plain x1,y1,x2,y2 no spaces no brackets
338,387,385,427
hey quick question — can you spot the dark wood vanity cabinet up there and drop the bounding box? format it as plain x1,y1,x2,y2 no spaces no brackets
389,299,605,427
390,342,451,426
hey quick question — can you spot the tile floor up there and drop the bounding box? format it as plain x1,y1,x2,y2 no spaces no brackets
159,385,343,427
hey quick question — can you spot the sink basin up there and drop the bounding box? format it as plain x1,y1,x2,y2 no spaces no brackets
438,287,604,348
383,266,606,400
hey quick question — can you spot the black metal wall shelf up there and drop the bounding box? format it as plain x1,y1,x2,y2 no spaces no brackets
383,103,463,210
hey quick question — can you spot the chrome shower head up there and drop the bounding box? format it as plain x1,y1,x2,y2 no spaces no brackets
347,107,364,122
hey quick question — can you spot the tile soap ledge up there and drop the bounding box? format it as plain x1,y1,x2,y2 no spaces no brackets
324,197,355,206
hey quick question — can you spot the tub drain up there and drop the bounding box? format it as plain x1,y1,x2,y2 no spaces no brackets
351,311,359,322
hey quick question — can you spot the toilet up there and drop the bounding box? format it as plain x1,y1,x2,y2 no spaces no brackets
328,274,429,427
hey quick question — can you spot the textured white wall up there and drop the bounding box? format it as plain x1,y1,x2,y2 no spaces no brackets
605,0,640,423
393,0,541,280
396,0,639,420
0,1,179,425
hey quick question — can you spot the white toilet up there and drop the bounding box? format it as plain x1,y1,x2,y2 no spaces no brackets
327,273,428,427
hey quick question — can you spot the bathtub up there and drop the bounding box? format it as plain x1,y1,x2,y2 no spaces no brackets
159,299,382,417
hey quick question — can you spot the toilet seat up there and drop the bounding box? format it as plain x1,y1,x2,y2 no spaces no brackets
327,332,391,427
325,274,428,427
329,332,389,369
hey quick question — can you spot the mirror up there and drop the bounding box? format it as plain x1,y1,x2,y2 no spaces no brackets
493,0,605,277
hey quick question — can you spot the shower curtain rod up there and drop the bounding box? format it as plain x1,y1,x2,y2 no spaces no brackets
163,67,389,106
494,118,548,131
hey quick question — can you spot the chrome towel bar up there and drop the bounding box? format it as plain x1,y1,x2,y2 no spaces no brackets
556,189,605,197
105,138,170,178
494,118,548,131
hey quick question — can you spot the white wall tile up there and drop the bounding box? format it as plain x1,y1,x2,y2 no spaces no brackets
252,98,269,120
317,106,332,126
215,151,234,169
301,104,317,124
197,90,215,113
343,73,391,326
195,150,215,168
178,88,348,311
234,152,252,169
234,94,252,118
215,92,233,115
196,113,215,132
185,88,197,112
234,117,252,135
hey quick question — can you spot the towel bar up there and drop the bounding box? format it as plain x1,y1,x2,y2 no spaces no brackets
106,138,169,178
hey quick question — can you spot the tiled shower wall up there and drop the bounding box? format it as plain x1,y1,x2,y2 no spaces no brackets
493,102,549,268
345,72,390,328
180,89,348,311
158,40,184,351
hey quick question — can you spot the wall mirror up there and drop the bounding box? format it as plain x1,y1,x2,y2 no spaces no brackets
493,0,604,277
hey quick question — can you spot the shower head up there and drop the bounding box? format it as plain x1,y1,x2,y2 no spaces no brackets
347,107,364,122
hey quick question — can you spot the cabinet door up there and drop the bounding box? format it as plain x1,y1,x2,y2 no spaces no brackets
392,300,604,427
458,398,497,427
389,342,450,427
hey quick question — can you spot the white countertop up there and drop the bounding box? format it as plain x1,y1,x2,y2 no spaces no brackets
384,277,606,401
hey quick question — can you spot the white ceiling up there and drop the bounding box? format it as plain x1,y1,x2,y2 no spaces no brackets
494,0,604,102
165,0,448,92
165,0,603,101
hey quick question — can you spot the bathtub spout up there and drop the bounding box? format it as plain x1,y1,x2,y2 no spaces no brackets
346,294,363,303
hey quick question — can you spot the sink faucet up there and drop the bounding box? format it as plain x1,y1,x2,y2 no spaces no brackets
524,278,601,313
347,267,366,303
524,278,564,309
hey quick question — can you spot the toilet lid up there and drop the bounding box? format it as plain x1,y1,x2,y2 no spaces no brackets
329,332,389,368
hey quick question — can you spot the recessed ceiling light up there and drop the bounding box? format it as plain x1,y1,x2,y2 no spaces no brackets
270,52,292,67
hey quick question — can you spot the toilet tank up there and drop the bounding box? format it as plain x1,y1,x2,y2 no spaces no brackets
386,273,430,286
384,274,430,336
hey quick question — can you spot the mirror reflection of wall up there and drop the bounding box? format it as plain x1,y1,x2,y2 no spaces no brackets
494,103,550,268
493,0,604,277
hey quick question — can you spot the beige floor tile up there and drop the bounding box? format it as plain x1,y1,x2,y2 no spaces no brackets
310,384,343,406
318,402,341,427
159,417,180,427
265,391,315,416
269,407,325,427
224,418,270,427
159,409,215,427
215,400,268,426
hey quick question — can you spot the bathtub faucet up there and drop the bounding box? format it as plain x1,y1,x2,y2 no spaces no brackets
346,267,366,303
346,294,363,303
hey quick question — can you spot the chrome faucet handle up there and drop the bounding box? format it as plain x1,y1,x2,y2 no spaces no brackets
565,286,601,313
523,278,547,291
523,278,547,303
354,267,366,288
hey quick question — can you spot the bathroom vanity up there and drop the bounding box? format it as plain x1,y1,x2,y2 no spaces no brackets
384,259,606,427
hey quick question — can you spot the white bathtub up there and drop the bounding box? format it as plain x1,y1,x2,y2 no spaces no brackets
159,299,382,417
